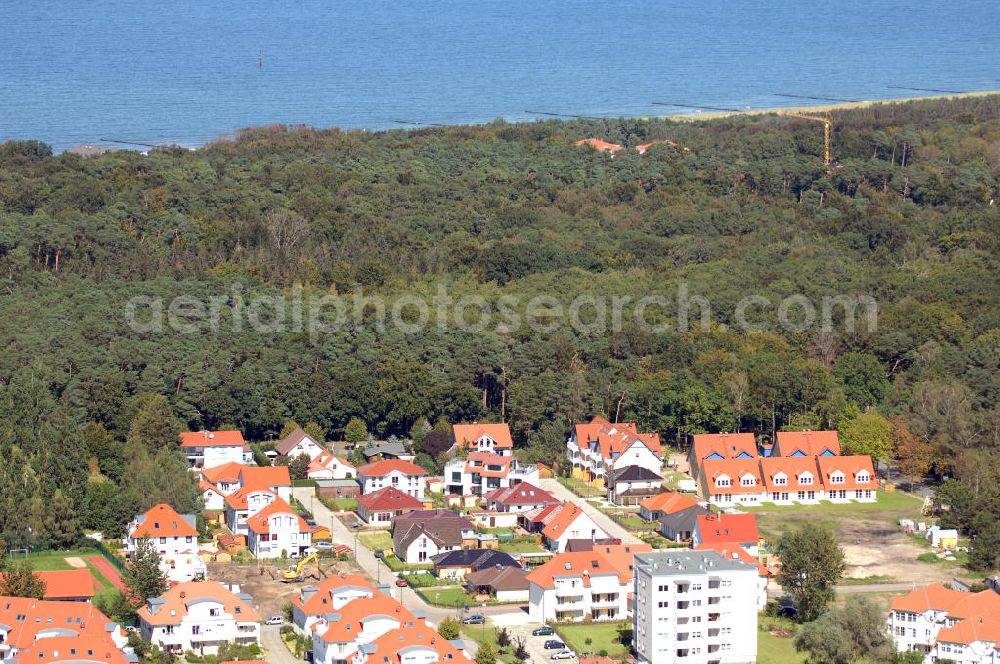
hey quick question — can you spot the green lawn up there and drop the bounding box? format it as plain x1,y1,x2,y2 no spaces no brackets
497,540,547,554
661,469,693,490
557,477,605,498
23,547,100,571
758,617,805,664
321,497,358,512
417,586,471,607
742,491,925,540
405,572,459,589
554,621,629,658
609,512,660,531
358,531,393,552
459,625,520,664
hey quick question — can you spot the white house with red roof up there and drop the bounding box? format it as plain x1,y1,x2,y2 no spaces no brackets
689,432,758,477
179,430,252,469
356,486,424,525
888,583,1000,661
484,481,559,513
353,622,471,664
290,574,377,634
521,503,609,552
566,416,662,488
816,455,877,503
275,427,326,460
451,423,514,457
0,596,130,664
526,544,651,622
127,503,207,582
200,463,291,512
696,457,765,507
138,581,260,656
357,459,428,500
246,497,313,559
692,513,760,557
442,451,539,497
306,450,356,480
759,456,825,505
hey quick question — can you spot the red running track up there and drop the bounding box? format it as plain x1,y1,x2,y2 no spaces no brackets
87,555,126,592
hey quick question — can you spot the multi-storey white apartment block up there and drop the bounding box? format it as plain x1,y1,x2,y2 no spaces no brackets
138,582,260,656
634,550,760,664
443,452,539,497
566,416,663,489
179,430,253,469
126,503,206,582
888,583,1000,661
357,459,428,500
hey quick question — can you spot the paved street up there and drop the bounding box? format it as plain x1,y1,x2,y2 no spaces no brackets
262,624,301,664
539,478,642,544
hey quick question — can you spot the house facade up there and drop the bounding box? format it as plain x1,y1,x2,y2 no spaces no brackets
483,481,559,513
275,427,326,460
606,465,663,506
290,574,377,634
179,430,252,469
443,452,539,497
535,503,609,552
245,497,313,559
887,583,1000,661
307,450,356,480
566,416,662,488
357,459,428,500
356,486,424,525
138,582,260,656
697,457,765,507
391,510,475,564
451,423,513,457
127,503,206,582
633,550,760,664
659,504,712,543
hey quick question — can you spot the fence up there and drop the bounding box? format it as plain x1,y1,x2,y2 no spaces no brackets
94,540,126,572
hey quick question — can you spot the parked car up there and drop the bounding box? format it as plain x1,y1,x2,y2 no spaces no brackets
462,614,485,625
314,541,333,550
550,650,576,660
124,626,137,633
373,549,384,559
395,577,408,587
543,640,565,650
532,626,554,637
265,616,284,626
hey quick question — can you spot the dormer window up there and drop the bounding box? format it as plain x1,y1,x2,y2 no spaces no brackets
774,476,787,486
829,473,845,484
799,475,812,486
740,476,755,487
857,472,870,483
716,477,731,488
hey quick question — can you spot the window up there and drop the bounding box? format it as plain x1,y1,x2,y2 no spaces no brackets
774,476,786,486
716,478,730,488
159,537,166,544
857,472,870,483
829,474,844,484
799,475,812,485
740,476,755,487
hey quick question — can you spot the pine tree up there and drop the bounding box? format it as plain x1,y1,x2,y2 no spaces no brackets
123,538,167,605
44,489,80,548
128,394,180,452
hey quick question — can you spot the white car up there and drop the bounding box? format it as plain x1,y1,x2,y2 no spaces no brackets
550,650,576,660
315,541,334,550
265,616,284,626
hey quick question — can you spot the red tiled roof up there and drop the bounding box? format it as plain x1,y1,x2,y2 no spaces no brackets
366,622,472,663
574,416,662,461
775,430,841,457
526,549,638,589
200,461,245,483
541,504,591,540
357,486,423,512
816,455,876,491
575,138,624,153
694,543,769,576
307,450,355,474
691,433,758,461
464,452,513,477
292,574,376,615
484,481,558,506
317,594,413,644
179,430,246,448
699,458,763,494
695,513,759,545
357,459,428,478
452,423,513,449
13,634,130,664
246,497,310,535
759,456,822,492
138,581,260,626
937,616,1000,646
240,465,291,488
0,597,124,651
225,485,278,509
0,569,96,600
639,492,699,514
130,503,198,538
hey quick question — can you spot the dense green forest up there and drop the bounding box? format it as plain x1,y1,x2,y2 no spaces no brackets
0,96,997,562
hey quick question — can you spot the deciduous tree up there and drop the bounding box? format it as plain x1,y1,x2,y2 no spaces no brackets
777,524,845,622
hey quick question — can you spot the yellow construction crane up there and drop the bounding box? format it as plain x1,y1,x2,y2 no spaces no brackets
782,112,833,166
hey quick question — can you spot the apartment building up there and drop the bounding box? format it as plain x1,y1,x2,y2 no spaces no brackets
126,503,206,582
443,452,539,497
697,455,877,506
179,430,252,469
357,459,428,500
566,416,662,488
138,582,260,656
633,550,760,664
888,583,1000,661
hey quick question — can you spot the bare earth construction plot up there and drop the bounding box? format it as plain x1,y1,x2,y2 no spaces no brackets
744,491,973,584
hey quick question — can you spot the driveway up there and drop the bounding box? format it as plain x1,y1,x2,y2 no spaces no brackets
539,479,642,544
262,624,301,664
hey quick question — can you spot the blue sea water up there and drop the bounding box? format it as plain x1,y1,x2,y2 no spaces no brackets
1,0,998,152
